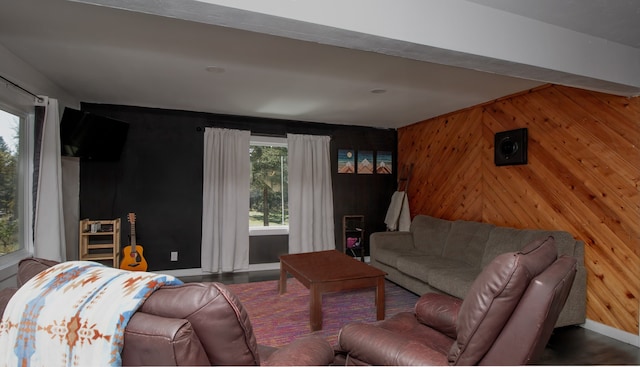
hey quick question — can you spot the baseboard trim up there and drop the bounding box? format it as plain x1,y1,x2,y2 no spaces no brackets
582,319,640,347
156,256,371,277
156,262,281,277
155,267,204,277
248,262,280,271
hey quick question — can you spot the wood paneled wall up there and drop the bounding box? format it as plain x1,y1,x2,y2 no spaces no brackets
398,85,639,335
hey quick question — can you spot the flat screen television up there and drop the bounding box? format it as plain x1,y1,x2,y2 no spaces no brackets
60,107,129,161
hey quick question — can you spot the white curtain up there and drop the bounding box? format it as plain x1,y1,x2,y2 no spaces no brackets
201,128,250,272
287,133,335,253
33,97,66,261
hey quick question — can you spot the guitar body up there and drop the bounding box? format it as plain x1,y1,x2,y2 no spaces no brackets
120,244,148,271
120,213,148,272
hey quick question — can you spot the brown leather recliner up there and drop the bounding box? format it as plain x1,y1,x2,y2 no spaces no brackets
0,258,334,366
334,236,578,365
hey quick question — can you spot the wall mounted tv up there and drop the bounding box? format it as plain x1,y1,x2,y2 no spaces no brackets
60,107,130,161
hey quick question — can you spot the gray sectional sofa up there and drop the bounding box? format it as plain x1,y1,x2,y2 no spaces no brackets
370,214,586,327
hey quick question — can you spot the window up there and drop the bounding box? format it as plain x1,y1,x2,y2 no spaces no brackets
0,104,32,269
249,136,288,235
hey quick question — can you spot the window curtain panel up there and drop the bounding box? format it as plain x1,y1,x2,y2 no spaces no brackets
201,127,250,273
33,97,66,261
287,133,335,253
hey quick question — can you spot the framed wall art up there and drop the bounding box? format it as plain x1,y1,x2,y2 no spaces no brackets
338,149,355,174
357,150,374,174
376,151,392,174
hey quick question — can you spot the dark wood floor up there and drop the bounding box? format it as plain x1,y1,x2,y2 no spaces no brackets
179,270,640,366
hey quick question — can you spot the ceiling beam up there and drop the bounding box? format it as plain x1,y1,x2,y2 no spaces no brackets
73,0,640,96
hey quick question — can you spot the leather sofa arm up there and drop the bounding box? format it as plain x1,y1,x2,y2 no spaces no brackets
0,287,17,317
337,322,449,366
262,336,334,366
122,312,210,366
414,293,462,339
17,257,59,286
139,282,261,365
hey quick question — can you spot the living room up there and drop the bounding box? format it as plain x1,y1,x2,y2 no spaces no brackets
0,0,638,362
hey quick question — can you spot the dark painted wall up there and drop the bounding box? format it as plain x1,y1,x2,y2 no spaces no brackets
79,103,396,270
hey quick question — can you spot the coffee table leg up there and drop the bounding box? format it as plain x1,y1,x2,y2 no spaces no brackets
310,284,322,331
279,266,287,295
376,277,385,320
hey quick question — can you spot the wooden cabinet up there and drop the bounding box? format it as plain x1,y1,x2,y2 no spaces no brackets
79,218,121,267
343,215,365,262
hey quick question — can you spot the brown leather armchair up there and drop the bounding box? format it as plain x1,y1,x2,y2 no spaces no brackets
0,258,334,366
334,236,578,365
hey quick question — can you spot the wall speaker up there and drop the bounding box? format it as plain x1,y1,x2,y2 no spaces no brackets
494,128,528,166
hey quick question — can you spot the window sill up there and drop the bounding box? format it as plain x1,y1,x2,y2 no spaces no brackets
249,226,289,236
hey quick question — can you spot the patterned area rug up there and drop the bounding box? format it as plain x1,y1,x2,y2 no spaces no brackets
227,278,419,347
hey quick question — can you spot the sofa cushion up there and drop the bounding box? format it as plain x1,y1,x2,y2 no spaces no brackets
448,237,557,365
377,312,456,356
411,215,452,255
337,321,450,366
426,267,480,299
396,255,468,284
482,227,574,267
261,336,335,366
442,220,494,267
541,230,578,257
374,247,422,268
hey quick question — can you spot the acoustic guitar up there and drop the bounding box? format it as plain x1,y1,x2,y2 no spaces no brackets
120,213,148,271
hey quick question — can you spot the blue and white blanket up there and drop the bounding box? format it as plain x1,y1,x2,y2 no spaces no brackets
0,261,182,367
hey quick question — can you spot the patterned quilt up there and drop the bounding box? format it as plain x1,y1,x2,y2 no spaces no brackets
0,261,182,367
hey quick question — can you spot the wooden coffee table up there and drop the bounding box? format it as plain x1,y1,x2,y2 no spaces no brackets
279,250,386,331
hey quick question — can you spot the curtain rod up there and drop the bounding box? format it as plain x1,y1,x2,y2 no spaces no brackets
0,75,44,103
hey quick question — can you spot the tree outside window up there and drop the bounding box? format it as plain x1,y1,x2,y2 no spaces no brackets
0,110,19,256
249,142,288,227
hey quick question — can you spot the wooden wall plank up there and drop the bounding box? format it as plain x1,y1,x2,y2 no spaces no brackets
399,108,484,221
398,85,640,334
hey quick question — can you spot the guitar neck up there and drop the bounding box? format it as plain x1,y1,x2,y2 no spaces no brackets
130,221,137,251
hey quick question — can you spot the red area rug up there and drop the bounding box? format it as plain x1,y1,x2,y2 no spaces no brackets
227,278,419,347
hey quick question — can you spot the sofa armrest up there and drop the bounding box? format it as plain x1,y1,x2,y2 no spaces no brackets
262,336,334,366
122,312,210,366
17,257,59,286
414,293,462,339
140,282,261,366
337,322,449,366
0,287,17,317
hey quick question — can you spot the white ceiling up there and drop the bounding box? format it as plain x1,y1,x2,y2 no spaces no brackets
0,0,638,129
468,0,640,49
